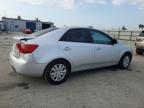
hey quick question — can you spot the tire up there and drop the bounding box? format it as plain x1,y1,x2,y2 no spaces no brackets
136,48,143,55
44,60,70,85
118,53,131,69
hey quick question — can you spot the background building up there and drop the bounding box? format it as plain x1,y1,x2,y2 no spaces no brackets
0,21,4,31
1,16,54,32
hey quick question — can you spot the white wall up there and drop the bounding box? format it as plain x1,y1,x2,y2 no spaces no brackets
2,18,26,32
36,22,42,31
13,20,26,32
0,22,4,31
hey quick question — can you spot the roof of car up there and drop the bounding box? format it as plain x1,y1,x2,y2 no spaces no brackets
57,26,97,32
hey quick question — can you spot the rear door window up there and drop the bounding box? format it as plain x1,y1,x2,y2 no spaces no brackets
60,29,93,43
89,29,113,44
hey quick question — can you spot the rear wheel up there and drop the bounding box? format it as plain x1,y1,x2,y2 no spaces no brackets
118,53,131,69
44,60,70,85
136,48,143,55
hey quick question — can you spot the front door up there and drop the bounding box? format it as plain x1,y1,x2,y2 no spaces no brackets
89,29,119,66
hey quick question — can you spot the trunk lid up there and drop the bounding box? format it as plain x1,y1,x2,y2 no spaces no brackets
12,36,35,42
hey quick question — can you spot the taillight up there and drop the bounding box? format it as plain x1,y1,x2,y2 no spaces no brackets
16,43,38,54
136,38,144,42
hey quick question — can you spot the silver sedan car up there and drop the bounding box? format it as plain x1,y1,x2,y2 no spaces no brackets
10,27,133,85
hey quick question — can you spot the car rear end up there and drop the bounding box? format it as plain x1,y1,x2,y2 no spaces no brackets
135,31,144,54
10,28,59,76
10,36,46,77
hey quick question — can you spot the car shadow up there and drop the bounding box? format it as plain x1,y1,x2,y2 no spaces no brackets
69,66,119,79
7,65,133,89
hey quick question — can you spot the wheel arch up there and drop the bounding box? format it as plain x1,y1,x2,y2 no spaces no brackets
43,58,71,78
120,51,132,61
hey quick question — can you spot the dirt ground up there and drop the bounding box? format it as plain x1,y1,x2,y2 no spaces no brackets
0,33,144,108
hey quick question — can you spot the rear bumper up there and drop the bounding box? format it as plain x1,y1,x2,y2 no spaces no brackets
9,52,47,77
135,42,144,49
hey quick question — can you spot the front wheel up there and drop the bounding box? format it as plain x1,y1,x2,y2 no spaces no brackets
118,53,131,69
44,60,70,85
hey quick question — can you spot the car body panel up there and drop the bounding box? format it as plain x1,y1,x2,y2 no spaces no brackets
10,52,46,77
135,41,144,49
135,31,144,49
117,41,133,59
58,41,95,72
93,44,119,65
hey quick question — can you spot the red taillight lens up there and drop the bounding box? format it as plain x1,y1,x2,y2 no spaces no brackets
16,43,38,54
16,43,21,51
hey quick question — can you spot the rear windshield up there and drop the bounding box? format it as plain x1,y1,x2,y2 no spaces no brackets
29,28,58,37
139,31,144,37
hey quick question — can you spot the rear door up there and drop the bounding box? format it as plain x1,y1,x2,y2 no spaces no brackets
89,29,119,66
58,28,95,70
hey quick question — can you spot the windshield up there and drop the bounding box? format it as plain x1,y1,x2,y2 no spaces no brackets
139,31,144,37
28,27,58,37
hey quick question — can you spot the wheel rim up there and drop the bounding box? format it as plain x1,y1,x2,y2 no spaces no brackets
123,56,130,68
50,64,67,82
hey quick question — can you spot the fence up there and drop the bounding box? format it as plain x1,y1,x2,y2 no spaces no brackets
104,30,140,41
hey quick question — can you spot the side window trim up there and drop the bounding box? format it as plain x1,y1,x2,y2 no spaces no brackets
59,28,93,43
89,29,113,45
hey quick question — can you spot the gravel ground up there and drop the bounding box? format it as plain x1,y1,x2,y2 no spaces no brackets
0,33,144,108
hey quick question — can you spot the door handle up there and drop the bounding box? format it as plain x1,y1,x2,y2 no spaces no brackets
64,47,71,51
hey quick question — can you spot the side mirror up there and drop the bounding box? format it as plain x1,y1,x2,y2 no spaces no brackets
112,39,117,44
